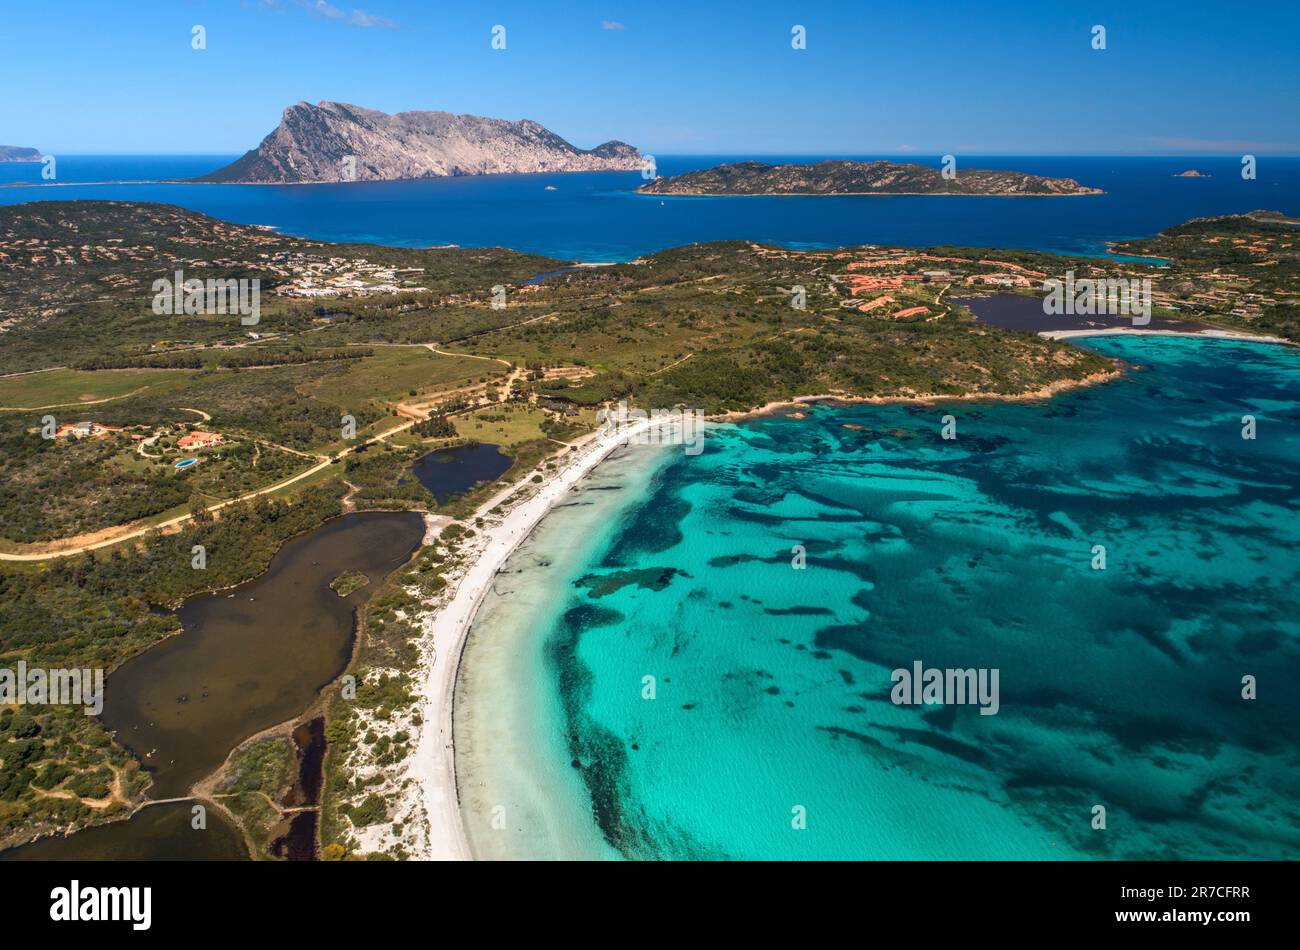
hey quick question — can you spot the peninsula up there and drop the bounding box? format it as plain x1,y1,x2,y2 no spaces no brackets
637,160,1102,196
193,101,642,184
2,201,1295,859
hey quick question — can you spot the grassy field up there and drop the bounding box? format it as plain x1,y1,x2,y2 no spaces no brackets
296,346,500,408
453,404,552,445
452,403,599,447
0,367,198,409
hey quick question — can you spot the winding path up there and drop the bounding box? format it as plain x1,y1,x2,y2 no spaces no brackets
0,413,416,562
0,344,515,561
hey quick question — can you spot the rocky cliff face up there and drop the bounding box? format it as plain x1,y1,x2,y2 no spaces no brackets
638,160,1101,196
195,101,641,183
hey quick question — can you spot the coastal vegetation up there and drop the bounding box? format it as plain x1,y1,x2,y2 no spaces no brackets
320,542,458,859
1,199,1295,853
638,160,1101,196
0,482,345,846
329,571,370,597
211,735,295,855
1112,211,1300,341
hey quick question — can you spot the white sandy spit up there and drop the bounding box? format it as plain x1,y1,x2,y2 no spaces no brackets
1040,327,1295,346
405,417,656,860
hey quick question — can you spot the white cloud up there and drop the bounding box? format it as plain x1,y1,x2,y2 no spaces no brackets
348,9,395,28
277,0,394,28
601,20,626,31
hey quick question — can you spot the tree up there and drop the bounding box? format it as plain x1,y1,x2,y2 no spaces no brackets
189,495,211,524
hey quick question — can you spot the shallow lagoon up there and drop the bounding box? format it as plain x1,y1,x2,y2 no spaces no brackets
411,442,511,504
5,511,425,860
0,801,249,862
100,511,424,800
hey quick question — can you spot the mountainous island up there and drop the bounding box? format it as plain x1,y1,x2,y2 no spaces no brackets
637,160,1102,196
0,146,41,162
193,101,641,184
1174,169,1209,177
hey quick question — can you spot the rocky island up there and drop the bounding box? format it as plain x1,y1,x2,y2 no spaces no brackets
0,146,41,162
193,101,641,184
637,160,1101,196
1174,169,1209,177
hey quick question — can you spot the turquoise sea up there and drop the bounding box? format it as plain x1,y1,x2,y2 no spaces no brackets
456,335,1300,860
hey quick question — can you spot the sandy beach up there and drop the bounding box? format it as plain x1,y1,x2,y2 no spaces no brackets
1040,327,1296,346
402,319,1298,860
411,418,653,860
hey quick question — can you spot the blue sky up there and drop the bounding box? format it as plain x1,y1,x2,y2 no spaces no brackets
3,0,1297,155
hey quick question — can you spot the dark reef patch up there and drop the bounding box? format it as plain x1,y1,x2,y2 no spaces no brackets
545,600,655,857
574,566,687,599
763,605,834,617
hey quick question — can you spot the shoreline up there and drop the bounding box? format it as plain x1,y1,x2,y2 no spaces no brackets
411,419,653,860
408,369,1122,858
1040,327,1297,346
706,324,1300,425
707,367,1125,422
391,320,1295,859
637,189,1102,198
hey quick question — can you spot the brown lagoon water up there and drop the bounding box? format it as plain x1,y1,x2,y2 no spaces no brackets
0,802,248,862
104,511,425,799
3,511,424,861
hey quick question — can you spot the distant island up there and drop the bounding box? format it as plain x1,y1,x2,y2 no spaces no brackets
0,146,41,162
193,101,641,184
637,160,1102,196
1174,169,1209,178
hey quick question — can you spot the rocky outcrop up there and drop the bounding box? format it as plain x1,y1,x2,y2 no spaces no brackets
194,101,641,183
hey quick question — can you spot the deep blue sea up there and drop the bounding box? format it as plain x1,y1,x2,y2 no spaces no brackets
1,155,1296,260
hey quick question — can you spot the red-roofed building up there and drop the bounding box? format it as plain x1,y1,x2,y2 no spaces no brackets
177,431,224,450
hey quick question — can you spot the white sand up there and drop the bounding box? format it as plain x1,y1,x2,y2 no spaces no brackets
1040,327,1295,346
412,419,653,860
